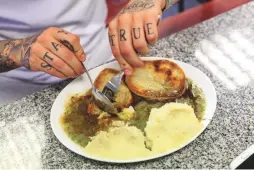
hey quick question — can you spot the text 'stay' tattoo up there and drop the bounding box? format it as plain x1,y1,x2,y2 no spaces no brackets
51,42,61,51
43,52,54,61
119,0,155,14
41,62,52,70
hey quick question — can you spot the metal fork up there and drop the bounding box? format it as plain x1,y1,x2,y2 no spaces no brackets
102,71,124,102
83,65,118,114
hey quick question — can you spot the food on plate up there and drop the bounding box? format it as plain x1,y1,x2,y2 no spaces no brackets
175,78,206,120
117,106,135,120
125,60,186,100
129,101,165,131
94,68,133,109
84,126,151,160
145,103,203,153
60,91,114,147
84,102,202,159
59,59,207,160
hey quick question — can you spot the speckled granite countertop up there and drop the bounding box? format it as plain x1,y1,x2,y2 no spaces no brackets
1,2,254,169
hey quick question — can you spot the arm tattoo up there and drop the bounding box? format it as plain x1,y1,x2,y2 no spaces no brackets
0,35,38,73
20,47,31,70
20,35,38,70
119,0,155,14
60,40,75,52
0,40,22,73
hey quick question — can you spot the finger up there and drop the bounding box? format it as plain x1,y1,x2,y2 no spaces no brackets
37,29,85,75
132,14,149,56
30,55,66,79
108,19,133,75
39,38,85,76
52,28,86,62
117,14,144,68
32,43,77,78
144,13,159,45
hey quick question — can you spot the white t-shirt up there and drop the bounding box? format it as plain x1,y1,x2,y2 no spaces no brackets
0,0,114,105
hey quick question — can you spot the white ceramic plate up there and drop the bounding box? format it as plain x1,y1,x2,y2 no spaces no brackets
50,57,217,163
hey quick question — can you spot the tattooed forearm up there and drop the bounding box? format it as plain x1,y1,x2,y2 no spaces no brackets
0,40,22,72
0,54,18,73
0,35,38,73
20,35,37,69
20,47,31,70
119,0,155,14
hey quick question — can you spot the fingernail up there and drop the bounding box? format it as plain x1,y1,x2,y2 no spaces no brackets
81,54,86,61
124,69,132,75
80,68,85,74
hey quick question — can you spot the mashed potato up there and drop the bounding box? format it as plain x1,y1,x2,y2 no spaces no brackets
145,103,203,153
84,125,151,160
117,106,135,120
83,103,203,160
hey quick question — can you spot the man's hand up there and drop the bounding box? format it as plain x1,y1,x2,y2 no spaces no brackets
108,0,166,75
0,27,86,78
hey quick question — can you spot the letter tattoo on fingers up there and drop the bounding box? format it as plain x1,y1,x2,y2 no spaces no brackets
133,28,141,39
109,35,115,46
43,52,53,61
120,29,127,41
146,23,154,35
41,62,52,70
51,42,61,51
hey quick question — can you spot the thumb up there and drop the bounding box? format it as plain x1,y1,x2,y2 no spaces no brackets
105,0,131,25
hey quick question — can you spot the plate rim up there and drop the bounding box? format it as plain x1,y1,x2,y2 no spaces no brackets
50,56,217,163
